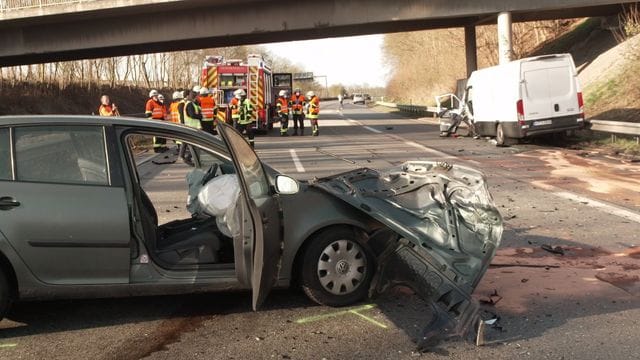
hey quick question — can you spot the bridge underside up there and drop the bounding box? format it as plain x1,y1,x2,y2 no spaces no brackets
0,0,633,66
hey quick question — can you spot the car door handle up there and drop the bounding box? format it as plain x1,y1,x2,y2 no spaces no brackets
0,197,20,210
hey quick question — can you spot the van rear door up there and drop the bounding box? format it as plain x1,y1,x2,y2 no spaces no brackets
521,55,579,122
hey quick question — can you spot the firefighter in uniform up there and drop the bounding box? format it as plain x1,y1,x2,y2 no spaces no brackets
290,88,306,136
229,90,242,126
276,90,290,136
169,91,184,124
199,87,218,134
306,91,320,136
233,89,255,148
145,90,168,152
178,87,203,164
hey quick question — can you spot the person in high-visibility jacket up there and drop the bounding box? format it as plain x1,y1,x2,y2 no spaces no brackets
233,89,255,148
145,90,168,152
169,91,184,124
178,87,203,164
98,95,119,117
306,91,320,136
276,90,290,136
290,88,306,136
229,91,242,126
198,87,218,135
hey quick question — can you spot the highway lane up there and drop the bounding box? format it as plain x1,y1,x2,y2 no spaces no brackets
1,102,639,359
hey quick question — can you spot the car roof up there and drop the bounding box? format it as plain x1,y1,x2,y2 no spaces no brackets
0,114,189,130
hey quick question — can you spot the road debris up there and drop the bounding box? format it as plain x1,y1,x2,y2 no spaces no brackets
541,244,565,255
152,159,177,165
479,289,502,306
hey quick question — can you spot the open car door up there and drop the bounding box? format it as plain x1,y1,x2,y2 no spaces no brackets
217,122,283,310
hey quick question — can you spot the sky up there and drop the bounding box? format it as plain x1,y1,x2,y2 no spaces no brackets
263,34,387,87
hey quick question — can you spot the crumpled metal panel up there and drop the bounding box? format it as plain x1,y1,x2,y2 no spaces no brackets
312,161,503,348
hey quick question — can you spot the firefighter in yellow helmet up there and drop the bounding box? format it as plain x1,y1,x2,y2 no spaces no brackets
306,91,320,136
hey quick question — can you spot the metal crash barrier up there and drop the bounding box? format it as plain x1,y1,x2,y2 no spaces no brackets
588,119,640,143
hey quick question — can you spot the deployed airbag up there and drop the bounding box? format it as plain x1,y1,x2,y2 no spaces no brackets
198,174,240,216
197,174,242,238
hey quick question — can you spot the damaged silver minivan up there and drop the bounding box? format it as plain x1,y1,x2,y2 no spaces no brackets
0,116,502,345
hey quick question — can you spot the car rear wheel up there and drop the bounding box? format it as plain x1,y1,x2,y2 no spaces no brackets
0,270,11,320
300,228,374,307
496,123,516,147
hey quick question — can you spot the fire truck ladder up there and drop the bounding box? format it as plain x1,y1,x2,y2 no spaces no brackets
248,66,259,124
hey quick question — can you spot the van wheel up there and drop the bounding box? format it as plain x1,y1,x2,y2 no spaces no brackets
496,123,515,147
300,228,374,307
0,270,11,321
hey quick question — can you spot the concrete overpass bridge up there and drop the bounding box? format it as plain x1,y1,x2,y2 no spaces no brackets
0,0,636,73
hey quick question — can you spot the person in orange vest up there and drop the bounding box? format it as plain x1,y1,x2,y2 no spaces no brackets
306,91,320,136
229,90,242,126
145,89,168,153
98,95,119,116
169,91,184,124
276,90,290,136
198,87,218,134
290,88,306,136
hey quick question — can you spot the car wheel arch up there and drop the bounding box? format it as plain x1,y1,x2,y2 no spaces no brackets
0,250,18,300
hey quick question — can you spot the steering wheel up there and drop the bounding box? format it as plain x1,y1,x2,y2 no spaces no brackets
201,163,219,186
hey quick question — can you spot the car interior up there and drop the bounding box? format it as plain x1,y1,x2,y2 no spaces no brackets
124,134,240,268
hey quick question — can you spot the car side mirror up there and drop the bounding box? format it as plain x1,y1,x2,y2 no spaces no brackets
275,175,299,195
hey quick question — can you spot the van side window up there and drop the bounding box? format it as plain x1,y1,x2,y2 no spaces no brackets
14,126,109,186
0,128,10,180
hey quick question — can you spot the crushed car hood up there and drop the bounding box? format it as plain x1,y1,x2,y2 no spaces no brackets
312,161,502,349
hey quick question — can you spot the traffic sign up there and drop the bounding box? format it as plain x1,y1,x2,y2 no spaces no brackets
293,72,314,80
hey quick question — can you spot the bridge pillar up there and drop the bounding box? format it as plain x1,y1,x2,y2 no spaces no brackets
464,25,478,77
497,11,513,64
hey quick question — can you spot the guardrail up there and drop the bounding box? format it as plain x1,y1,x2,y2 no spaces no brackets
589,119,640,143
0,0,88,11
376,101,438,116
588,119,640,135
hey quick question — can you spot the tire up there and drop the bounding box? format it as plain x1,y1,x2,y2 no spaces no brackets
496,123,516,147
300,228,375,307
0,271,11,321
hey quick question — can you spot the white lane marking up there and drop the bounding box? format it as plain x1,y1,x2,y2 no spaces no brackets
363,126,382,134
554,191,640,224
531,181,640,223
403,141,452,158
289,149,306,173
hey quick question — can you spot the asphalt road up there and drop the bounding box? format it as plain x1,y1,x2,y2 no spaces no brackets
1,101,639,359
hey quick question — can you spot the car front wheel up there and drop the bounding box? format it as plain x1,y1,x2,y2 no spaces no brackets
300,228,374,307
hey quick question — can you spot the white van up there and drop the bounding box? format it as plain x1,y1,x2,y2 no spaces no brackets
465,54,584,145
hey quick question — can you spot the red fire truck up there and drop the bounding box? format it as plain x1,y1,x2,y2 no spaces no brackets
201,54,292,132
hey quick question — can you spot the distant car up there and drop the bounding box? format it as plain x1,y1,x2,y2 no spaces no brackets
0,116,502,342
352,93,365,104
